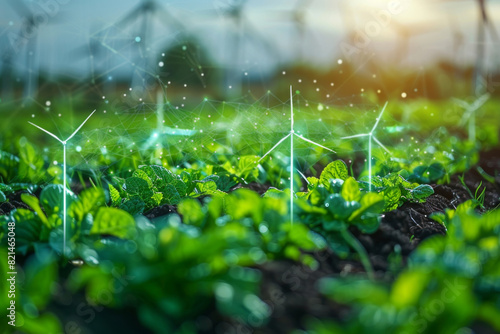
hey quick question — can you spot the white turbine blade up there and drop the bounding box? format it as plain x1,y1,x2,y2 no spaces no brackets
341,133,369,139
259,133,291,162
452,97,469,109
371,101,389,133
470,93,489,112
372,136,391,154
66,110,96,141
28,122,63,143
459,94,489,126
294,133,336,153
290,85,294,131
296,169,309,184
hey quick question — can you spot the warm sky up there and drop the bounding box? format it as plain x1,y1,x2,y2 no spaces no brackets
0,0,499,79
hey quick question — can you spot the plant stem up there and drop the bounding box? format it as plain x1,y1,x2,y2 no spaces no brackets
340,228,375,280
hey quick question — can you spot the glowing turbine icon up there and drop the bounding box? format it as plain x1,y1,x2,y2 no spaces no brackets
341,102,390,192
28,110,96,257
453,93,489,142
259,86,335,224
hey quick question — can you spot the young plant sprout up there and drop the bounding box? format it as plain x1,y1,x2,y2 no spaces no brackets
341,102,390,192
454,93,489,142
259,86,335,224
28,110,96,257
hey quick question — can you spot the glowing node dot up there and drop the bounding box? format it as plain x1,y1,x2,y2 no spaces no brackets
45,101,51,106
159,61,164,67
401,92,407,98
31,114,35,118
53,161,58,165
337,59,343,64
76,146,82,152
135,36,141,43
282,71,286,75
58,114,61,117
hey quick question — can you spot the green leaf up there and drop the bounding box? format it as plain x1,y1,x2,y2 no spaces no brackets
383,186,402,211
412,184,434,200
178,199,204,226
196,180,217,194
161,184,181,205
21,193,50,228
0,183,13,195
23,253,57,308
90,207,136,239
69,187,106,223
109,184,121,206
40,184,76,217
341,177,361,202
0,190,6,203
133,169,153,188
120,197,145,215
236,155,260,180
6,209,43,254
320,160,348,186
126,177,154,205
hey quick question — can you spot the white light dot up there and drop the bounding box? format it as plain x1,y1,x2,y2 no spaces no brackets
401,92,407,98
45,101,51,106
159,61,164,67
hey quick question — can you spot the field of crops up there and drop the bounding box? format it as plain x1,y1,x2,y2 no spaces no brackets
1,84,499,333
1,0,500,333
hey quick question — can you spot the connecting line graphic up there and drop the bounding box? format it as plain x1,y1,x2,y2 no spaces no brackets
259,86,335,224
341,102,390,192
28,110,96,257
453,93,489,142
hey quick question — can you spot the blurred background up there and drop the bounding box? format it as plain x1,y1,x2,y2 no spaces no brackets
0,0,499,106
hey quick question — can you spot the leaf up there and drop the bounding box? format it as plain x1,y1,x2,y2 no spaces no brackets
0,183,13,195
126,177,153,205
40,184,76,217
178,199,204,226
21,193,50,228
120,197,145,215
196,180,217,194
23,252,57,308
0,190,6,203
383,186,402,211
412,184,434,200
348,192,384,223
109,184,121,206
263,188,286,199
341,177,361,202
90,207,136,239
69,187,106,223
214,173,238,192
133,169,153,188
161,184,181,205
7,209,43,254
320,160,348,186
237,155,260,180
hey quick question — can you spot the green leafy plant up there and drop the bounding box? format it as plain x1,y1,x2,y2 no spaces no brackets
361,170,435,211
0,185,136,257
296,160,385,279
457,175,487,209
109,165,225,215
311,201,500,334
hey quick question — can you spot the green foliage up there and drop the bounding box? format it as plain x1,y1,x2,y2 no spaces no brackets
0,248,62,334
111,165,225,215
0,186,135,257
312,201,500,334
362,170,434,211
